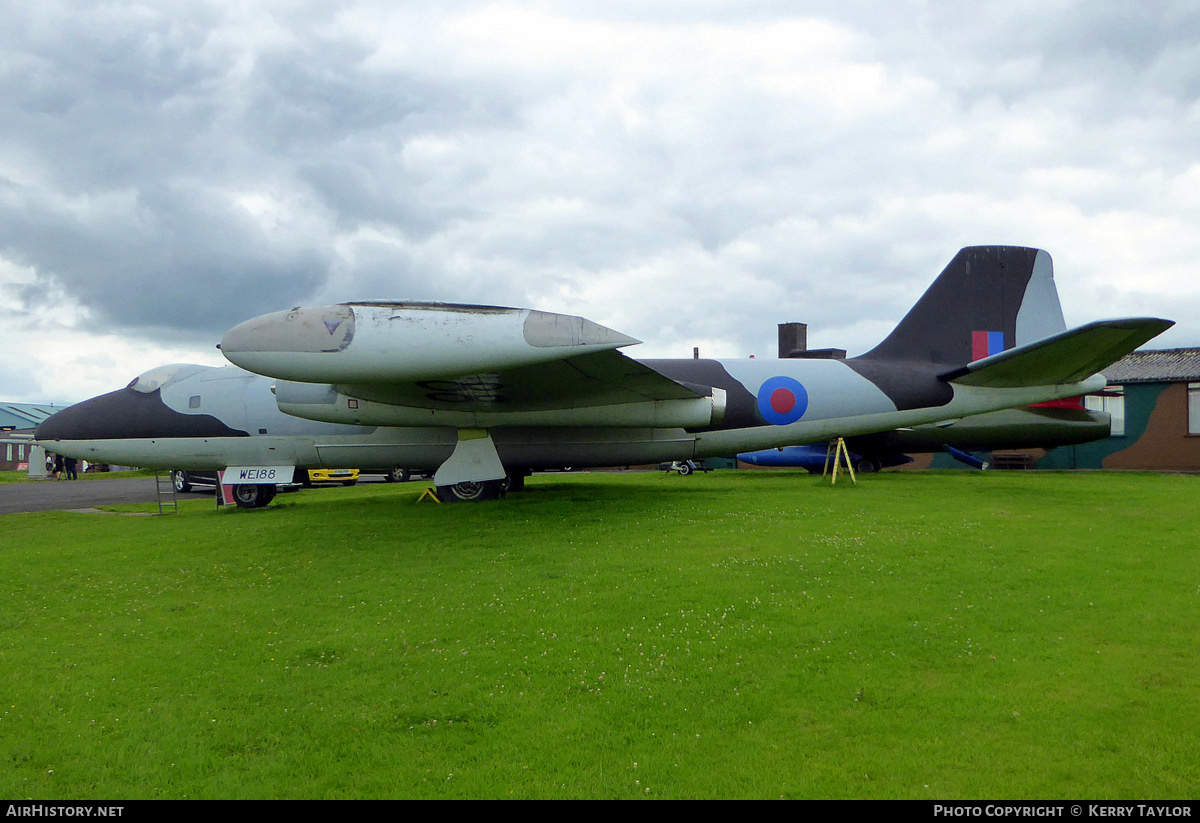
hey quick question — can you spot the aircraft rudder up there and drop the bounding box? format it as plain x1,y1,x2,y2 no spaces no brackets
858,246,1062,367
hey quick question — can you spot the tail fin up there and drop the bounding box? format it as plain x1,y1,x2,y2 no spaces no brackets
858,246,1066,366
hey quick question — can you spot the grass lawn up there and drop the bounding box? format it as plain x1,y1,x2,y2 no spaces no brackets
1,470,1196,798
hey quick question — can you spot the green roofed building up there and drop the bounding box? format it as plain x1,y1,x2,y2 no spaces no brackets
1,402,60,431
1,402,62,471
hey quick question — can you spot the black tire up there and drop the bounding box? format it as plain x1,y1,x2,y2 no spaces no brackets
435,480,505,503
504,470,529,493
342,479,357,487
855,457,880,474
172,471,191,493
386,468,410,483
676,462,694,476
233,484,277,509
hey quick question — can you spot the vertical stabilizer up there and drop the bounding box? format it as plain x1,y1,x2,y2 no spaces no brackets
858,246,1065,367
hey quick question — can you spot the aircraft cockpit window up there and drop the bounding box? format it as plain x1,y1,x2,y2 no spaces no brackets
127,363,208,394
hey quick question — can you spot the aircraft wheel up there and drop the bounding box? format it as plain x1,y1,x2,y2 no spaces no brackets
386,468,409,483
504,470,530,493
233,483,277,509
676,462,694,476
855,457,880,474
435,480,505,502
172,471,191,493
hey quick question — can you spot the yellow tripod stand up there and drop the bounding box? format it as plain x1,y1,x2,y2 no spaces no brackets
822,437,857,485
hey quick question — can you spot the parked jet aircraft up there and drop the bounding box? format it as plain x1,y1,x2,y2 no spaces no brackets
36,246,1171,504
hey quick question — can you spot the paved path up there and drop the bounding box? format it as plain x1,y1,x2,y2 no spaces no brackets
0,474,396,514
0,477,210,515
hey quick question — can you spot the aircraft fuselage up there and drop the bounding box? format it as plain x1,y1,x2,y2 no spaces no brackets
36,358,1103,473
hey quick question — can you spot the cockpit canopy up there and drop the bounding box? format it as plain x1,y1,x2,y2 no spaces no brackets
126,363,209,393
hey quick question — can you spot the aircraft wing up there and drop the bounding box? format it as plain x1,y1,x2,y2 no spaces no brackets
223,302,718,428
337,348,706,411
940,318,1174,388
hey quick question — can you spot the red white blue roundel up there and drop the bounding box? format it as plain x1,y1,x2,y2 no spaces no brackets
757,376,809,425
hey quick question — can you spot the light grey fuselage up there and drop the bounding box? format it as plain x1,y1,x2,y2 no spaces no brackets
35,357,1102,473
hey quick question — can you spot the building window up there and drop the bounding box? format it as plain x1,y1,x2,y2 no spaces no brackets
1085,386,1125,436
1189,383,1200,435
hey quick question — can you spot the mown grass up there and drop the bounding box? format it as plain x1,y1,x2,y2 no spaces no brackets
1,470,1197,798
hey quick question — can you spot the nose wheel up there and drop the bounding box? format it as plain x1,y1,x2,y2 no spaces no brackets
233,483,277,509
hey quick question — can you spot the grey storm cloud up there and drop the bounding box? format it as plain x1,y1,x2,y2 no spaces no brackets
0,178,331,332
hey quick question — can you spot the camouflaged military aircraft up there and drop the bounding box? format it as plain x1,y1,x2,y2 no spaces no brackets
36,246,1172,505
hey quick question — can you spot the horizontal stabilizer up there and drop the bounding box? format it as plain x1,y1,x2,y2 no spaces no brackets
940,318,1174,388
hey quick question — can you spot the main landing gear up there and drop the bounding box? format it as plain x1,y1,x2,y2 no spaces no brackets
435,479,506,502
433,468,531,502
429,430,537,503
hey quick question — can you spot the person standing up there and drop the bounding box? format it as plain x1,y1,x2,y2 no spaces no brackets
64,456,78,481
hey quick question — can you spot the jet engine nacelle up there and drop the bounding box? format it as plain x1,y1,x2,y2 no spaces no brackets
274,380,727,429
221,302,640,384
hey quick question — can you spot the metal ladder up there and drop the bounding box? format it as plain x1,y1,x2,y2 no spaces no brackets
154,470,178,514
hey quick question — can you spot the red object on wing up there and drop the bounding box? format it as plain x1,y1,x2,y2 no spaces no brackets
1029,396,1085,410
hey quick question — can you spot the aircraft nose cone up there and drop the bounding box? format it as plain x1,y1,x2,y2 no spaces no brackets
221,306,356,357
34,399,94,442
35,390,153,443
35,385,248,444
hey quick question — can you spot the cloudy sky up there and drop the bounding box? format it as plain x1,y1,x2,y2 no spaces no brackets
3,0,1199,405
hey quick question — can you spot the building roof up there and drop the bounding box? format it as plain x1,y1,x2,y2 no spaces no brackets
1104,348,1200,384
0,402,61,430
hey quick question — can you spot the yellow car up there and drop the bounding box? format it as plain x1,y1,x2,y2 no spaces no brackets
300,468,359,487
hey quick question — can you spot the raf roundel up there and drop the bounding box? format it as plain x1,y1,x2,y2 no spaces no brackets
757,376,809,425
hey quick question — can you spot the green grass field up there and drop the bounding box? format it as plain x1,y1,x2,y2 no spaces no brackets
1,470,1197,799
